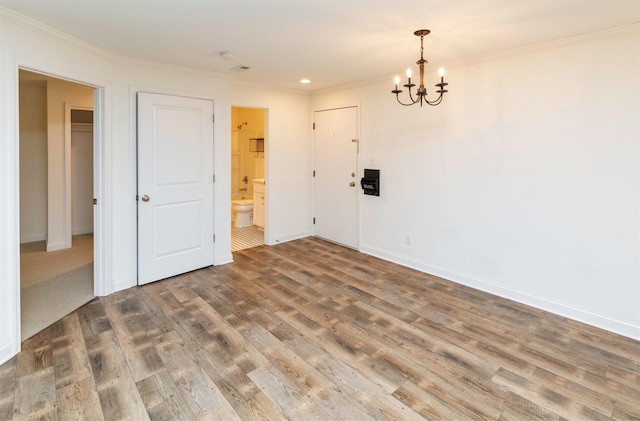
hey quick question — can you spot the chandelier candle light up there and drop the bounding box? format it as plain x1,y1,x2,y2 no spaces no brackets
392,29,448,106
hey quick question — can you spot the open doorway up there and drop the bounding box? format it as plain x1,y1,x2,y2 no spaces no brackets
18,70,95,339
231,106,267,252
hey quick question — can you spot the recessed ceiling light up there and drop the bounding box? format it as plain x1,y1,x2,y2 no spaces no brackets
300,79,311,84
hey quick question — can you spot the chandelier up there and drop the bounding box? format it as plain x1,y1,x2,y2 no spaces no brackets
392,29,448,106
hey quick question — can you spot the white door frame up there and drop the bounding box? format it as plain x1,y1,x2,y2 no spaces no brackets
64,103,94,247
7,60,108,360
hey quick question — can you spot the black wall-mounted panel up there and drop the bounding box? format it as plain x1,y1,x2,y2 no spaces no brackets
361,169,380,196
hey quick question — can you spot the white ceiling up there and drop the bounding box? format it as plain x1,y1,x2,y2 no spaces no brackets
2,0,639,92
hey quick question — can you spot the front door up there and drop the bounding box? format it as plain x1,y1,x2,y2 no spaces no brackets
137,92,214,285
313,106,359,248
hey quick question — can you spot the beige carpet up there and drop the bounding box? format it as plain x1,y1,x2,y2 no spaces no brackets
20,234,95,339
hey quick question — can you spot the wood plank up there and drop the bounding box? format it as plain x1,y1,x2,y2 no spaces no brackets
102,290,165,383
278,312,429,420
50,313,93,389
0,356,16,421
491,367,614,420
246,364,333,421
15,329,52,377
194,347,283,420
241,324,377,421
153,330,242,421
85,330,150,421
76,298,113,340
136,369,195,421
56,376,104,421
12,366,57,420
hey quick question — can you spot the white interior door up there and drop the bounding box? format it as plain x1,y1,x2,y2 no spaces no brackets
137,92,214,285
313,106,359,248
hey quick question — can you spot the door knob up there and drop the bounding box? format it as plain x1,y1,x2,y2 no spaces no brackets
141,195,150,202
349,182,356,187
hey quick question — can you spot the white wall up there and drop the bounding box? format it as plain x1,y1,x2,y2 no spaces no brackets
0,8,233,363
18,77,47,243
232,83,312,245
311,26,640,339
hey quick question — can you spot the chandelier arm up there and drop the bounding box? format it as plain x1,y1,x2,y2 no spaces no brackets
406,86,419,104
424,93,444,106
396,97,419,106
395,94,419,106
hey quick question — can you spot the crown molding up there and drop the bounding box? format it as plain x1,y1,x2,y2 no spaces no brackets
447,22,640,70
231,80,312,97
1,6,115,59
113,54,233,81
1,6,233,81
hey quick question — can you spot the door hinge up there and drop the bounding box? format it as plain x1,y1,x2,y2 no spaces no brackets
313,217,316,225
213,234,216,243
313,170,315,177
212,114,215,123
313,122,315,130
213,174,216,182
93,198,97,205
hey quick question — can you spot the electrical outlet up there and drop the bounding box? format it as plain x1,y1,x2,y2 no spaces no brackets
404,234,411,245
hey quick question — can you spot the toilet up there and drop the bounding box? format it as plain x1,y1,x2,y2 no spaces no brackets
232,199,253,228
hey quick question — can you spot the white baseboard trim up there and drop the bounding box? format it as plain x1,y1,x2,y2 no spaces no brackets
0,340,17,366
20,234,45,244
113,277,135,293
273,230,311,245
46,241,68,252
359,243,640,341
215,254,234,266
72,228,94,236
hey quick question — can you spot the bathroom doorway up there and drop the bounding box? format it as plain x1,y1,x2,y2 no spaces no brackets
231,106,267,252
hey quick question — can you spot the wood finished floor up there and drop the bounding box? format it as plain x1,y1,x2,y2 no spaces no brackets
1,237,639,420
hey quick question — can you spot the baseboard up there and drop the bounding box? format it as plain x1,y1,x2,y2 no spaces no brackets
215,253,234,265
359,243,640,341
46,241,68,252
0,340,17,366
113,276,135,293
21,232,92,244
20,234,45,244
72,228,94,236
273,230,311,245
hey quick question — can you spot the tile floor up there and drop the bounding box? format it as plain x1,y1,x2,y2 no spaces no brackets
231,225,264,252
